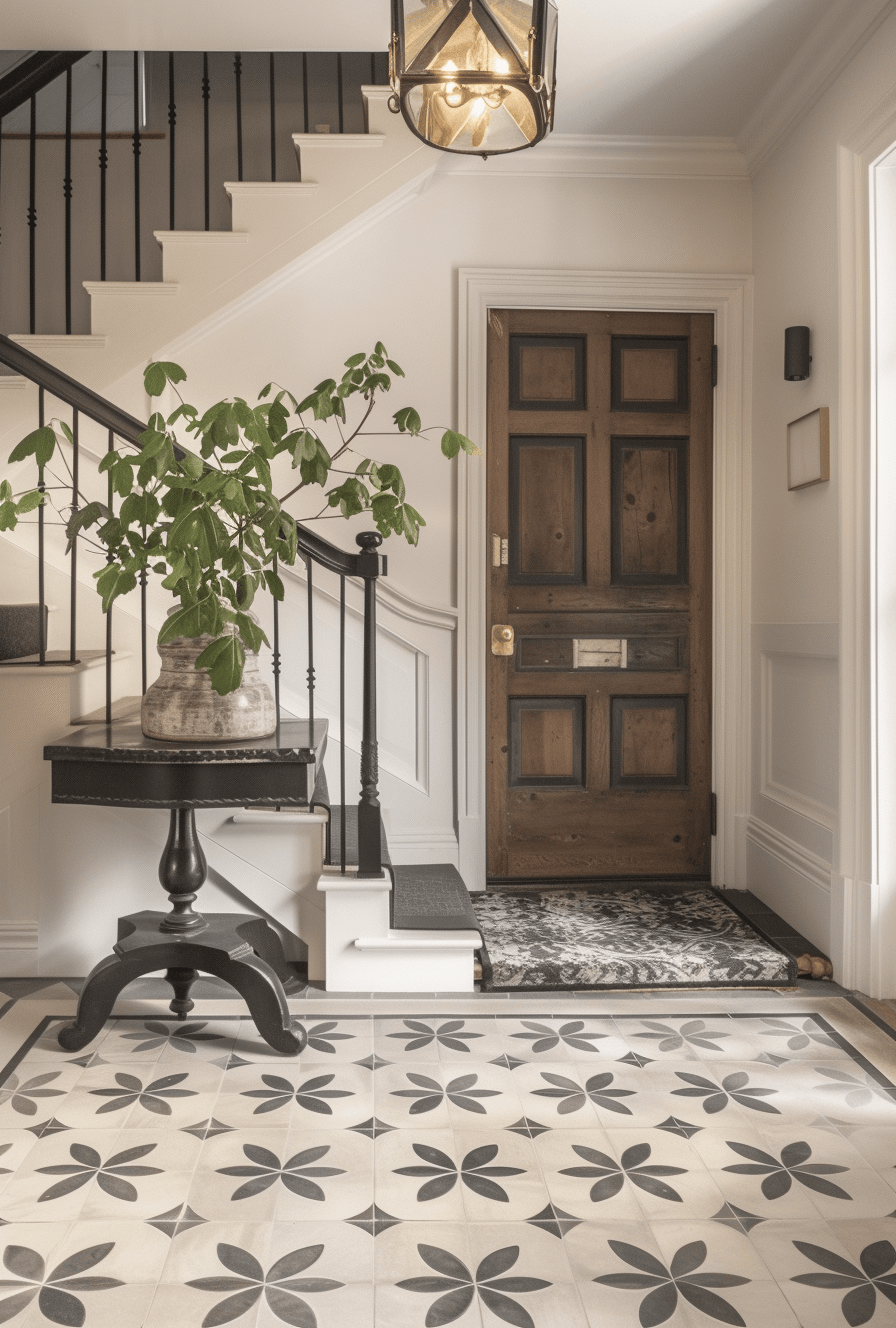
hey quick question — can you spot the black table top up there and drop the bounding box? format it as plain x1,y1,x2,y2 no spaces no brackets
44,718,328,765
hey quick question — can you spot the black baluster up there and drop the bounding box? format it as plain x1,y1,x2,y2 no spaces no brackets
272,554,281,722
105,429,113,723
337,53,344,133
140,569,147,694
302,53,309,133
269,53,277,182
69,410,79,663
38,387,45,664
133,53,141,281
168,53,176,231
356,531,383,877
99,52,108,281
234,53,243,182
28,93,36,334
306,555,314,728
370,53,376,85
64,65,73,334
202,53,210,230
339,573,346,873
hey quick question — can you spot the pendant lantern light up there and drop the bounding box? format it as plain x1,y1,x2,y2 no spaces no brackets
388,0,558,158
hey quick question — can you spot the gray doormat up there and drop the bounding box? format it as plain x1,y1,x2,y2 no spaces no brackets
473,886,796,990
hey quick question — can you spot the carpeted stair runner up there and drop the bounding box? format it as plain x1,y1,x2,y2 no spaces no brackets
313,767,480,934
472,885,796,990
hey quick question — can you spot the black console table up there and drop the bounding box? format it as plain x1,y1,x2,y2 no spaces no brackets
44,719,328,1056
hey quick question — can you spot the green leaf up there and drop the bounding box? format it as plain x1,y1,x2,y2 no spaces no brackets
180,450,204,480
9,426,56,468
144,363,166,397
441,429,479,458
233,611,266,653
264,569,285,600
65,502,108,552
98,451,116,474
15,490,44,514
145,361,186,396
393,407,422,435
94,562,137,613
112,460,134,498
0,501,17,531
167,403,198,426
385,359,405,377
158,601,204,644
195,632,245,695
344,352,366,368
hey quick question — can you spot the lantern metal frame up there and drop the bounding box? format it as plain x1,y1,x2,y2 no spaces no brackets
388,0,558,158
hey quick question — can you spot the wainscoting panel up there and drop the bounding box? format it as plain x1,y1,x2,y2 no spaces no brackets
749,623,838,952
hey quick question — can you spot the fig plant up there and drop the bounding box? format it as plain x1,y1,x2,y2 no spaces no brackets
2,345,477,695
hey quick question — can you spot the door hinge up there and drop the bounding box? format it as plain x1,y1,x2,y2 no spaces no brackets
711,345,718,388
710,792,717,836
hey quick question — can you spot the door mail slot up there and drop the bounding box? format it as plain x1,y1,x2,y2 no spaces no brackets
573,638,628,669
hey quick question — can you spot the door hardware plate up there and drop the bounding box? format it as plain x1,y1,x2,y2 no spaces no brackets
573,638,627,669
492,624,515,655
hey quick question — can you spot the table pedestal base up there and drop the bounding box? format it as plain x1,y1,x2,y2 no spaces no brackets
57,911,308,1055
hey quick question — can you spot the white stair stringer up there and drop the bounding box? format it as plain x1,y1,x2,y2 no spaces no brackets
318,867,478,993
0,88,438,439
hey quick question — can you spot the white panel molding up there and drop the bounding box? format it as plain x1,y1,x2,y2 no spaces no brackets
746,816,833,896
387,831,459,867
456,269,752,893
837,88,896,995
739,0,896,173
281,558,457,633
441,135,748,180
759,650,837,830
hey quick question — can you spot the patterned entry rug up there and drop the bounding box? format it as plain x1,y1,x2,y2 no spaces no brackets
0,990,896,1327
473,887,795,990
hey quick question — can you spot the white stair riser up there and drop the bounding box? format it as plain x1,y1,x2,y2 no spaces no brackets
198,809,327,980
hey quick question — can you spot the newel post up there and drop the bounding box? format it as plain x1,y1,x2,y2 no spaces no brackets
356,530,385,877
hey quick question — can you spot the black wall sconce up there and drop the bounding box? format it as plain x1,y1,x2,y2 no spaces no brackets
784,326,812,380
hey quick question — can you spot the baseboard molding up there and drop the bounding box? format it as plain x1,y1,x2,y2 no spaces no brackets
745,817,832,894
0,921,39,977
0,921,38,950
387,832,459,868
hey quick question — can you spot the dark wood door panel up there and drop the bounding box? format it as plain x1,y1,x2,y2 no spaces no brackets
487,308,713,881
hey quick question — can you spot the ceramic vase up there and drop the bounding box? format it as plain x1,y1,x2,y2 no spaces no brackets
141,624,276,742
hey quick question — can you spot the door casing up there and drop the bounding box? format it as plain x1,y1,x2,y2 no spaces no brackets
455,268,753,895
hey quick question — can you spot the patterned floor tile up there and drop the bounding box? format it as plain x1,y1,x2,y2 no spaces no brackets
3,997,896,1327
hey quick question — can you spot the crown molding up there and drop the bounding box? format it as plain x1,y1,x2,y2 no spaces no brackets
739,0,896,174
439,134,748,179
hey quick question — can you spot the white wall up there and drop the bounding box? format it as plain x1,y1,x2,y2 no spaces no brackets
747,9,896,974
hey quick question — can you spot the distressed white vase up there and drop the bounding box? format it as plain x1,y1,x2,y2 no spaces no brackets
141,624,276,742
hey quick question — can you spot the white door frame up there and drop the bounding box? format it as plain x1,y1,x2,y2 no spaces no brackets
455,268,753,893
836,92,896,996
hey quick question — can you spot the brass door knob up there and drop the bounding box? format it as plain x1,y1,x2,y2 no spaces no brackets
491,624,514,655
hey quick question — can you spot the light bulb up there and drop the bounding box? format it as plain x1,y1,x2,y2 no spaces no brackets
496,57,510,74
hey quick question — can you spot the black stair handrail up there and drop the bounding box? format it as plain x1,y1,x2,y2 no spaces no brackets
0,332,385,877
0,52,90,121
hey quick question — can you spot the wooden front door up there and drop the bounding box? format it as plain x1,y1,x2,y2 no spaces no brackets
486,309,713,880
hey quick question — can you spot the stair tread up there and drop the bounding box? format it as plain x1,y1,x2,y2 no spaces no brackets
392,864,482,936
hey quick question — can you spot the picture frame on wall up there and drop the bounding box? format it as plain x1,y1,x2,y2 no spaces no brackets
787,406,830,490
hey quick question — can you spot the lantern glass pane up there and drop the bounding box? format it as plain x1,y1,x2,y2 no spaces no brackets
543,1,559,84
403,0,457,67
406,82,536,152
424,11,520,75
489,0,535,64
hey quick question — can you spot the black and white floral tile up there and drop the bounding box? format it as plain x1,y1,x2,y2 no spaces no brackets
0,998,896,1326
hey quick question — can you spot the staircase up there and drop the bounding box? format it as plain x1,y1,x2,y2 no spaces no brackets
0,86,438,433
0,57,477,991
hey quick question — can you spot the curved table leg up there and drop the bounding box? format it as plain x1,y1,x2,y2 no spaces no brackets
59,918,308,1056
57,950,163,1051
214,948,308,1055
